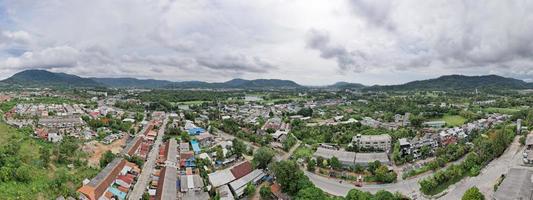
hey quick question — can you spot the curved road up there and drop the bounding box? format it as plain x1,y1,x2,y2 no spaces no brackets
306,136,524,200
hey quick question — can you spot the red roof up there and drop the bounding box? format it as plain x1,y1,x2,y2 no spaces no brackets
230,161,253,179
117,175,133,184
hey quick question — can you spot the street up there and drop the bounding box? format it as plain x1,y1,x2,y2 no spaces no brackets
306,136,525,200
128,115,169,200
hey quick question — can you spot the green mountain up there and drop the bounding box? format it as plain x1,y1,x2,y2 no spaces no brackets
1,69,103,88
367,75,533,91
328,82,366,89
165,78,302,89
91,77,173,88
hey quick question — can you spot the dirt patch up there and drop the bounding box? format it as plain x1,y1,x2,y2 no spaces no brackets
84,135,128,167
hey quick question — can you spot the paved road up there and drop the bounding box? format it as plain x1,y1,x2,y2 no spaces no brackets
128,115,169,200
440,136,523,200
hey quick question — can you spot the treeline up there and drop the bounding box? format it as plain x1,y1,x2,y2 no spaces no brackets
272,160,405,200
137,90,244,103
419,125,515,195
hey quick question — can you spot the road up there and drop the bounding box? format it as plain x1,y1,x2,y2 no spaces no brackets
306,136,524,200
128,115,169,200
440,136,523,200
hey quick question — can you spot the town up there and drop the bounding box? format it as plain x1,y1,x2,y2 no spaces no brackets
0,79,532,200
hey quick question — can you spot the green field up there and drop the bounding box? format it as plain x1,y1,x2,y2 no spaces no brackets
484,107,522,115
0,122,98,199
441,115,467,126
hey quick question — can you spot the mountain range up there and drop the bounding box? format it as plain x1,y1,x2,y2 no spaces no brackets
1,69,532,90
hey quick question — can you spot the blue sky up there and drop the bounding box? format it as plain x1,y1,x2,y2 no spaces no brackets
0,0,532,85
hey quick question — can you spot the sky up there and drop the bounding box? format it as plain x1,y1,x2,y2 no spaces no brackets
0,0,532,85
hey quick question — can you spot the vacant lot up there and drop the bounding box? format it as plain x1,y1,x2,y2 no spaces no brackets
441,115,467,126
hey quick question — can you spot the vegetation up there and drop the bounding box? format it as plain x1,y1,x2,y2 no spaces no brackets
462,187,485,200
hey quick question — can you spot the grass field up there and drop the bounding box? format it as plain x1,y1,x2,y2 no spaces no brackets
484,107,522,115
441,115,467,126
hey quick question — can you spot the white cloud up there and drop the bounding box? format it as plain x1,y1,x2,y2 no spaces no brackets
0,0,532,85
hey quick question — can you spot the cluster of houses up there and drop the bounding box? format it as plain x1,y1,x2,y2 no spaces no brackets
78,158,141,200
208,161,268,199
10,103,86,117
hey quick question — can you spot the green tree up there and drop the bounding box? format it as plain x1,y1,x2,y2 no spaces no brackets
329,156,342,170
260,185,272,200
232,138,246,158
216,146,225,161
245,183,256,198
462,187,484,200
295,186,327,200
374,190,396,200
99,150,115,168
253,147,276,169
345,189,373,200
307,159,316,172
271,160,313,195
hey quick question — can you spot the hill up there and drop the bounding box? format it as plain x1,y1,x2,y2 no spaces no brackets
91,77,173,88
165,78,302,89
367,75,533,91
1,70,102,88
327,82,366,89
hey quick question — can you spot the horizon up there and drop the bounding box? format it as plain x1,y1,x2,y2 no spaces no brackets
1,0,533,85
4,68,531,87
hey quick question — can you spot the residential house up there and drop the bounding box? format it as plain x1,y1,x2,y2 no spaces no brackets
352,134,392,152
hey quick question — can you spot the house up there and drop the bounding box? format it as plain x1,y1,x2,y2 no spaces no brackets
313,147,356,167
191,140,201,154
230,161,253,179
122,136,142,157
493,168,533,200
208,169,236,188
229,169,267,198
180,142,190,152
352,134,392,152
78,158,126,200
218,185,235,200
180,151,196,168
188,127,206,136
155,167,177,200
271,183,290,200
196,132,214,146
180,174,204,192
48,130,63,143
272,130,288,142
423,121,446,128
398,133,439,159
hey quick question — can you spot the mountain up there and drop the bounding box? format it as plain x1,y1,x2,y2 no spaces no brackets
1,69,102,88
367,75,533,91
91,77,173,88
166,78,302,89
328,82,366,89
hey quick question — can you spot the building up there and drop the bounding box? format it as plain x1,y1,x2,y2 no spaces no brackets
271,130,288,142
230,161,253,179
313,147,390,167
398,133,439,159
208,169,236,188
121,136,142,157
352,134,392,152
39,117,84,128
218,185,235,200
523,134,533,164
229,169,266,198
196,132,214,147
78,158,126,200
423,121,446,128
155,167,178,200
493,168,533,200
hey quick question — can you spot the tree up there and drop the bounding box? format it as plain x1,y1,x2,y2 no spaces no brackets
99,150,115,168
295,186,327,200
329,156,342,170
253,147,276,169
307,159,316,172
345,189,373,200
260,185,272,200
215,146,224,161
232,138,246,158
462,187,484,200
39,147,51,168
245,183,256,198
316,156,324,168
180,131,190,142
374,190,396,200
271,160,313,195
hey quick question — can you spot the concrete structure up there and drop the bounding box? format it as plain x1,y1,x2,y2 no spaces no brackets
493,168,533,200
352,134,392,152
208,169,236,188
313,147,390,167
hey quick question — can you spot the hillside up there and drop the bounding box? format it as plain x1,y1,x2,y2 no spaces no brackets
367,75,533,91
165,78,302,89
328,82,366,89
91,77,173,88
1,70,102,88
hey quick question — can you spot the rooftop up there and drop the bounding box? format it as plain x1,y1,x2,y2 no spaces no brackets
493,168,533,200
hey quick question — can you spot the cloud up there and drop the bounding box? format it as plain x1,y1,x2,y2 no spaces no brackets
305,29,364,72
1,46,79,70
196,53,276,73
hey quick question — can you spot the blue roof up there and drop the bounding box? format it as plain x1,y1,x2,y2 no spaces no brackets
188,127,205,135
191,140,201,153
108,186,127,200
